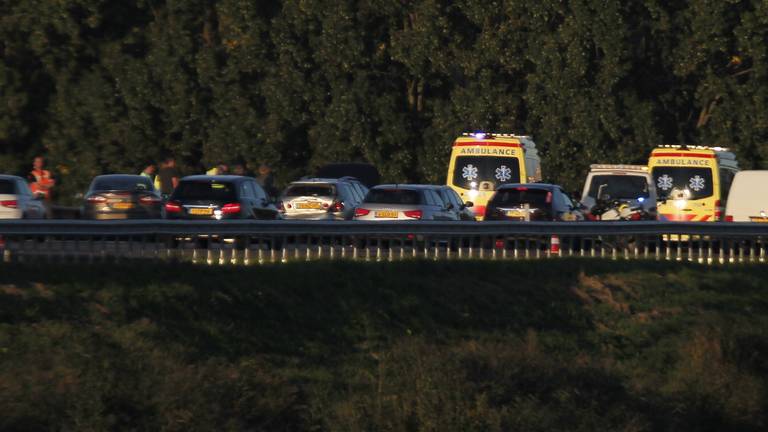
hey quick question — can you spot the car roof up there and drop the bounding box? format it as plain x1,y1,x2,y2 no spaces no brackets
93,174,149,180
372,184,429,191
290,178,343,185
180,175,252,182
0,174,24,182
496,183,560,190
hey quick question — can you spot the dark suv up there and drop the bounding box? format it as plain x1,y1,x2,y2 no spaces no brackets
485,184,584,221
165,175,280,220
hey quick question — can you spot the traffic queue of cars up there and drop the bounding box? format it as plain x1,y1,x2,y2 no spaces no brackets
3,133,767,223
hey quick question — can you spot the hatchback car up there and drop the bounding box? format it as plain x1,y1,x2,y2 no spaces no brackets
279,178,363,220
165,175,279,220
82,174,163,220
485,184,584,221
354,185,458,221
431,185,475,221
0,175,47,219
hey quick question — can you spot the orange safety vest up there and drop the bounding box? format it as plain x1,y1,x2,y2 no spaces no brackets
29,169,55,200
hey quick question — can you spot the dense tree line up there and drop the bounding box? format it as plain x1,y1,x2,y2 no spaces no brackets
1,0,767,201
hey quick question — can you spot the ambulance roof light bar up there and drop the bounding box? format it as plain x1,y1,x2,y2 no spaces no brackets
590,164,648,171
461,132,532,139
656,144,731,152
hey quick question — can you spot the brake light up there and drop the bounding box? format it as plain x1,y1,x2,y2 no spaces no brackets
725,215,734,222
165,201,182,213
404,210,423,219
86,195,107,204
329,201,344,212
354,208,370,217
221,203,241,214
515,187,528,191
0,200,18,208
139,195,161,204
629,212,642,221
714,199,722,220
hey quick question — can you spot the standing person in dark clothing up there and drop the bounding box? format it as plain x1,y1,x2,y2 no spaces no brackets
157,157,180,199
255,163,277,199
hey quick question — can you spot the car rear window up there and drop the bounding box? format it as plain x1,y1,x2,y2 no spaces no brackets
491,188,551,208
92,177,154,192
174,181,237,201
365,189,423,205
587,175,649,200
283,184,335,197
0,180,15,194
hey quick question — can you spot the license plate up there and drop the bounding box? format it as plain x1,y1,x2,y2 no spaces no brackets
750,217,768,223
189,208,213,215
112,202,133,210
506,210,524,217
375,210,398,218
296,202,323,210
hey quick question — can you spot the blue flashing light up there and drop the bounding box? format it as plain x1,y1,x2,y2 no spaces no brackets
637,197,645,203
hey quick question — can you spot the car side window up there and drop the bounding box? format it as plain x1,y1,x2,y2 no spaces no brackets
422,191,435,206
251,182,267,201
337,183,351,200
446,189,463,207
17,180,32,196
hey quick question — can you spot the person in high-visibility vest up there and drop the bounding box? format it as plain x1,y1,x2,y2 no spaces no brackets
139,162,157,184
206,163,228,175
28,156,55,201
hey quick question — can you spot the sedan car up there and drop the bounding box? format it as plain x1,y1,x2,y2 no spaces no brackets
354,185,458,221
484,183,584,221
279,178,363,220
165,175,279,220
0,174,47,219
82,174,163,220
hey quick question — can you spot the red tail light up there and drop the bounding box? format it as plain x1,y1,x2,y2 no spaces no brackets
329,201,344,212
404,210,423,219
165,201,182,213
495,239,505,248
515,187,528,191
139,195,161,204
221,203,241,214
714,199,722,220
725,215,734,222
629,212,642,221
86,195,107,204
354,208,370,217
0,200,18,208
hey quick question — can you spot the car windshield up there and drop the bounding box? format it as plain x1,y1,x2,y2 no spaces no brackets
0,180,15,194
283,184,335,197
453,156,521,190
587,175,649,201
365,189,423,205
92,177,153,192
652,167,714,200
174,181,237,201
491,188,551,208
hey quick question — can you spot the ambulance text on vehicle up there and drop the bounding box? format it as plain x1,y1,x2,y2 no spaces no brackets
446,132,541,220
648,145,738,222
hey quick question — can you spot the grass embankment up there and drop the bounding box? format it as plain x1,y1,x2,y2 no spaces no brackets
1,260,767,431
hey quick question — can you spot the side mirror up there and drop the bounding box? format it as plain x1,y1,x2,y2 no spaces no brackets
464,201,474,208
445,203,454,210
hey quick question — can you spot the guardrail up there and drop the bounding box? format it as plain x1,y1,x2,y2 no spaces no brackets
1,220,767,265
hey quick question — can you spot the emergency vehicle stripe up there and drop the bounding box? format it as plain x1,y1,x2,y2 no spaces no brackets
699,215,711,222
453,142,521,148
661,213,714,222
651,152,715,158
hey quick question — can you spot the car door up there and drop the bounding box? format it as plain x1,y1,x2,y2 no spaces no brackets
17,179,43,219
250,181,276,219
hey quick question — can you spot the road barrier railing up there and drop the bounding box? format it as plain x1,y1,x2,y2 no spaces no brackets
1,220,767,265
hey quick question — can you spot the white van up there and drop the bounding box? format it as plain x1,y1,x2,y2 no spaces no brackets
725,170,768,222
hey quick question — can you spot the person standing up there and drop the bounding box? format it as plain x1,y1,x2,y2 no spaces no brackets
139,162,157,181
157,157,180,199
28,156,55,201
255,163,277,198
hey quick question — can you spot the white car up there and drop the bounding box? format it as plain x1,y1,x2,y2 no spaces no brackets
354,185,458,221
0,174,47,219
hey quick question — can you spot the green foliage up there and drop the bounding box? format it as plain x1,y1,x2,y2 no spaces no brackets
1,1,768,196
1,260,768,430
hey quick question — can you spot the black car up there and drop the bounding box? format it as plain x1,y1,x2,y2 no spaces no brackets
83,174,163,220
165,175,280,220
484,183,584,221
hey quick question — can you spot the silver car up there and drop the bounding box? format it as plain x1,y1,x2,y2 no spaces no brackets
279,178,363,220
0,175,47,219
353,185,458,221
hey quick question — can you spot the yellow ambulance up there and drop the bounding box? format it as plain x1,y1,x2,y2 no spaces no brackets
446,132,541,220
648,145,738,222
